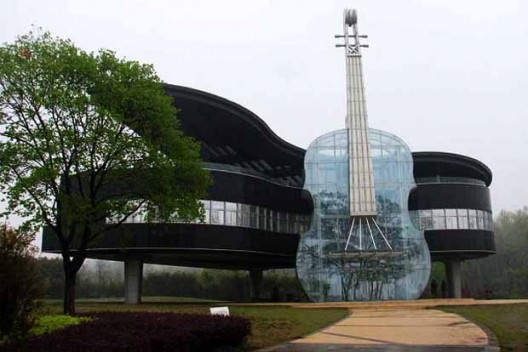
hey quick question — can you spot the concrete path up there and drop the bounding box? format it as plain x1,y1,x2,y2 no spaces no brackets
259,303,507,352
289,298,528,310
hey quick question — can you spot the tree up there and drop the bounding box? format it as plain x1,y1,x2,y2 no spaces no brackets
0,31,210,314
462,207,528,298
0,225,43,337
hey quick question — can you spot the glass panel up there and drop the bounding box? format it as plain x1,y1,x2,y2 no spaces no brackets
433,209,445,217
419,211,433,230
211,201,224,225
131,198,309,234
457,209,468,217
445,209,457,216
476,210,484,229
250,205,258,229
224,202,237,226
446,216,457,229
421,209,433,217
201,200,211,224
468,213,477,229
268,210,274,232
458,215,468,229
433,214,446,229
225,202,236,212
239,204,250,227
297,129,430,302
259,208,267,231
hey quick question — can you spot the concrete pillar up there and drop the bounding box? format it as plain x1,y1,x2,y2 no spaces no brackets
445,260,462,298
249,269,263,302
124,260,143,304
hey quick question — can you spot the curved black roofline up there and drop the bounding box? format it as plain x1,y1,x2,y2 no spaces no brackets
412,151,492,186
164,83,305,159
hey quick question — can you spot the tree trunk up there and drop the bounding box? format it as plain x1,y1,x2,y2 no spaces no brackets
62,253,85,315
63,269,77,315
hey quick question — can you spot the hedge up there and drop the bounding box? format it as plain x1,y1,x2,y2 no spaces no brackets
2,312,251,352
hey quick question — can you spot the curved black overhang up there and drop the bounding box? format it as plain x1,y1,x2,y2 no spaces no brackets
425,230,495,261
412,152,492,186
409,183,492,212
164,84,305,183
208,169,313,214
42,224,299,270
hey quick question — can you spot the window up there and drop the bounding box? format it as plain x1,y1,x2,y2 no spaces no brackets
201,200,211,224
239,204,250,227
106,199,309,234
468,209,477,229
476,210,484,229
225,202,237,226
445,209,457,229
432,209,446,230
250,205,258,229
416,208,491,230
211,201,225,225
259,208,267,231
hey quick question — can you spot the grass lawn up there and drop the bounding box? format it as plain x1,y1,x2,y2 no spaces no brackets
441,303,528,351
40,297,348,350
30,315,91,336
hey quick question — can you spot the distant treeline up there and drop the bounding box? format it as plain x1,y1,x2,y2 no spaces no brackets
37,258,306,301
426,208,528,299
461,208,528,298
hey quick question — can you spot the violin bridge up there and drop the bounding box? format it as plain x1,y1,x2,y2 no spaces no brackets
344,215,393,252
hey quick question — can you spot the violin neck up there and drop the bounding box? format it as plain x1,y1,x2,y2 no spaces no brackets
342,15,377,217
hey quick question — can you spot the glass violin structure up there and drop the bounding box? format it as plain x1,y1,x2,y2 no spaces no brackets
296,9,431,301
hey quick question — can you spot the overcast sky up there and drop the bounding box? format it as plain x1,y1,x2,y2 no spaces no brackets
2,0,527,214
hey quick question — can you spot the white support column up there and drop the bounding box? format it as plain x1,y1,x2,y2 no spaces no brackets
446,260,462,298
124,260,143,304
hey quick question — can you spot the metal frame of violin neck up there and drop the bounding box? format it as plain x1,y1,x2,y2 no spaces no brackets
336,9,388,251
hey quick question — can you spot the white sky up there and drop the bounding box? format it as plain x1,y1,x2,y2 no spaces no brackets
2,0,527,214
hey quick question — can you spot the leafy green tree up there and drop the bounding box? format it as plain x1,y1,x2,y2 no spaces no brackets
0,31,210,314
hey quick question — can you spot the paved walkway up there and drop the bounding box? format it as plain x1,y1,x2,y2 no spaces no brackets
257,299,528,352
289,298,528,310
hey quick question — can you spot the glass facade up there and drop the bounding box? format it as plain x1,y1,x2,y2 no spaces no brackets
112,200,310,235
296,128,431,302
410,208,493,231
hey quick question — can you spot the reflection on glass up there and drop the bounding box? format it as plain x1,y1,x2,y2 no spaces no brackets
446,216,457,229
297,129,431,302
115,199,310,234
409,208,493,231
201,200,211,224
211,201,225,225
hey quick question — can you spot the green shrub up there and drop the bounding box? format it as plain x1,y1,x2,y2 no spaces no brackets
30,315,91,336
0,226,43,338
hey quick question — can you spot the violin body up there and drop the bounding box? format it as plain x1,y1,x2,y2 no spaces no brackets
296,128,431,301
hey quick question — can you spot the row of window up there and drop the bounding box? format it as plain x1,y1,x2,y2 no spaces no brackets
116,200,311,235
414,176,486,186
410,208,493,231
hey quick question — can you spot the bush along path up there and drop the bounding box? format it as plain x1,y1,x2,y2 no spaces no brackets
2,312,251,352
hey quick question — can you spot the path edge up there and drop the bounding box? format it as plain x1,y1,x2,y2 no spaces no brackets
254,312,352,352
